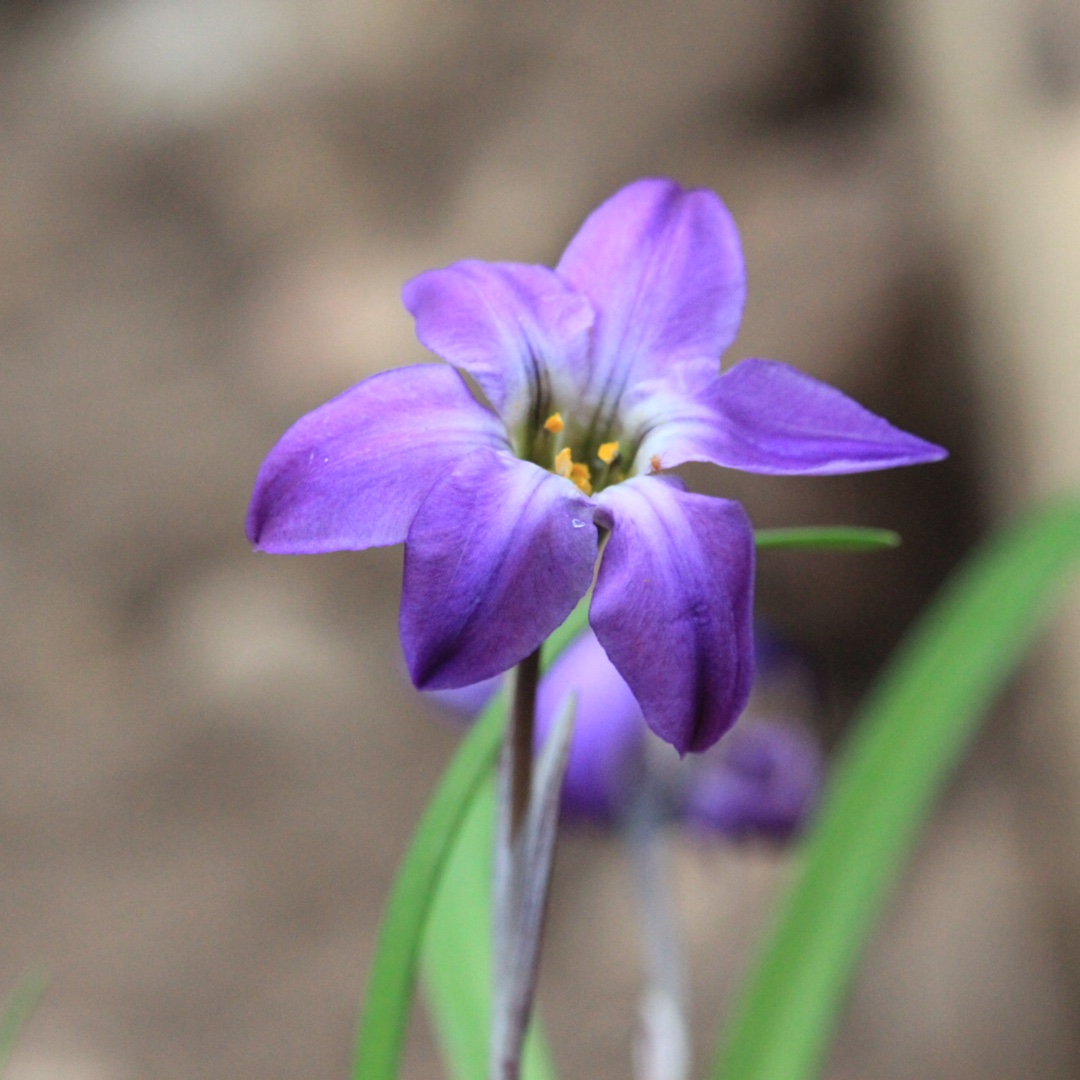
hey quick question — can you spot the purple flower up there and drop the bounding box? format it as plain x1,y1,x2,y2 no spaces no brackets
677,721,822,842
247,178,945,754
534,630,822,840
534,629,647,823
436,628,822,840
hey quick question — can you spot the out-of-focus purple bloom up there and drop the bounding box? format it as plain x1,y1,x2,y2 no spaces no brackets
424,674,504,718
535,629,646,822
540,630,822,840
248,178,945,754
434,628,822,842
677,721,821,842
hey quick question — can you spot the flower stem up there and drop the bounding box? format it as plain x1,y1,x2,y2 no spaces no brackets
627,784,690,1080
491,645,573,1080
509,647,541,837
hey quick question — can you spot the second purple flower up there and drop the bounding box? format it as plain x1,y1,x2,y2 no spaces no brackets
247,178,945,754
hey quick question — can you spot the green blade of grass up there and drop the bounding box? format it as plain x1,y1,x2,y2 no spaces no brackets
714,497,1080,1080
423,774,557,1080
754,527,901,551
352,691,507,1080
352,595,589,1080
420,778,497,1080
0,967,47,1073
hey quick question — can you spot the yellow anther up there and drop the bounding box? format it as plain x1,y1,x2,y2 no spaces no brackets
554,447,593,494
597,441,619,465
649,453,663,474
569,462,593,496
544,412,565,434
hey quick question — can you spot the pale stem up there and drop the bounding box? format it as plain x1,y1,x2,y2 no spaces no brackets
491,646,549,1080
627,784,691,1080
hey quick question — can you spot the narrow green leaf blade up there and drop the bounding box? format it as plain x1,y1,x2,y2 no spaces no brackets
419,777,494,1080
353,694,507,1080
715,497,1080,1080
0,967,47,1072
421,777,496,1080
353,596,589,1080
423,775,558,1080
755,527,901,551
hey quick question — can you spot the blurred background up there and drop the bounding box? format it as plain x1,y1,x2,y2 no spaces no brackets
0,0,1078,1077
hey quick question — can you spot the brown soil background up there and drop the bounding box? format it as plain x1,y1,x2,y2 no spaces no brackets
0,2,1076,1077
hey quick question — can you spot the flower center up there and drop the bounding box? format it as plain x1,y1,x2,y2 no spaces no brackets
597,441,619,465
539,412,624,496
554,446,593,495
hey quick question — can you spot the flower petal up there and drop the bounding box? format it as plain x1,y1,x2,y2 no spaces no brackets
590,477,755,755
422,629,646,822
424,673,505,719
536,630,646,822
247,364,508,553
402,261,595,432
634,358,948,475
401,450,598,688
556,178,745,402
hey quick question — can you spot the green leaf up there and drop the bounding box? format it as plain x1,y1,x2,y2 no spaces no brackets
352,692,507,1080
714,496,1080,1080
755,526,901,551
423,776,557,1080
421,778,496,1080
352,595,590,1080
0,967,47,1073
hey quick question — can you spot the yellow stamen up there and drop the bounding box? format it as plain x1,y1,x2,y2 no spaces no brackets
649,453,663,474
543,412,565,434
554,446,593,494
597,441,619,465
569,462,593,496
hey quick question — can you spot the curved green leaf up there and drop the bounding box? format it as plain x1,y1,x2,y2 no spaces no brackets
0,967,47,1072
714,497,1080,1080
353,596,590,1080
422,776,557,1080
755,527,901,551
352,692,507,1080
